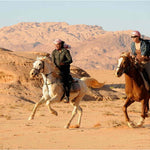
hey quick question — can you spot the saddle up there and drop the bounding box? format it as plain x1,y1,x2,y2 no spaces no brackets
135,61,150,91
140,72,150,91
60,79,80,102
136,66,150,91
70,80,80,92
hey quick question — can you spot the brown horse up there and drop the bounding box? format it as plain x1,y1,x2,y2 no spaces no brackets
115,52,149,128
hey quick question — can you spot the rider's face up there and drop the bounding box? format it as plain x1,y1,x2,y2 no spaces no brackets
55,43,62,50
131,36,140,43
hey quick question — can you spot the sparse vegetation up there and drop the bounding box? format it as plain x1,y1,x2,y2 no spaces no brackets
106,120,125,128
103,111,115,116
0,114,11,120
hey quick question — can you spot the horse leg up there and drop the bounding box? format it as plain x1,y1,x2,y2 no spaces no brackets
76,105,83,128
45,94,63,116
65,93,84,129
137,99,147,127
46,100,58,116
64,106,77,129
145,99,149,117
28,97,46,120
122,98,135,128
65,105,83,129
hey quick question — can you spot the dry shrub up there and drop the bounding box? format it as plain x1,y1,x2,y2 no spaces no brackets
93,123,101,128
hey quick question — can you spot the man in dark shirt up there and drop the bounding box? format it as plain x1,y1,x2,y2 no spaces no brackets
52,39,73,103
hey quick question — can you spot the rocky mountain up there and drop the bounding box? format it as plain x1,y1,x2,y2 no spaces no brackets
0,22,148,69
0,48,105,104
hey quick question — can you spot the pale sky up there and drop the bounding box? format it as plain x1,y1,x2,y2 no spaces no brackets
0,1,150,36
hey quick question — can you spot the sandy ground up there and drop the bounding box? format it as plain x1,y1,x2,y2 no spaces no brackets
0,70,150,149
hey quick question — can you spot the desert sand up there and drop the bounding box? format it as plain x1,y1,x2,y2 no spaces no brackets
1,22,150,149
0,66,150,149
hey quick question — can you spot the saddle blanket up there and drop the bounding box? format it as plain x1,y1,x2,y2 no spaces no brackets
70,81,80,92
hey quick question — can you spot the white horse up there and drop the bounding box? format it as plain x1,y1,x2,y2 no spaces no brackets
28,56,103,128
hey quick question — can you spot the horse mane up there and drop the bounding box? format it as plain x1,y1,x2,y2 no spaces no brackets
36,56,51,61
120,52,136,66
121,52,144,72
120,52,145,88
120,52,130,57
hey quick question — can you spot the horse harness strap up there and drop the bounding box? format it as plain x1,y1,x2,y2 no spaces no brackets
116,65,130,74
44,72,55,85
32,61,45,74
45,81,55,85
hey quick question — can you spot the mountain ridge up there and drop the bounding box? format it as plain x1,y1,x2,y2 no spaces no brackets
0,22,148,69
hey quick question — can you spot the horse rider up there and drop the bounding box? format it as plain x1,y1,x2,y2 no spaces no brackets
131,30,150,90
52,39,74,103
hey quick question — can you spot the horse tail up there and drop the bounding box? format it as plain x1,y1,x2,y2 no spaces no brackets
81,77,104,88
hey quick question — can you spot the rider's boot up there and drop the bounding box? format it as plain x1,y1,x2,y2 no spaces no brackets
64,96,69,103
64,85,70,103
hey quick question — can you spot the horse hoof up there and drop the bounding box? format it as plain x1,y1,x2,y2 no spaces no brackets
28,116,33,121
52,111,58,116
127,121,136,128
69,125,80,128
145,114,148,117
136,117,144,127
136,121,144,127
136,123,143,128
145,113,149,117
64,125,69,129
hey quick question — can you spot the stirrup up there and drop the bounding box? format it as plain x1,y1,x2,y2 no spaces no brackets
64,97,69,103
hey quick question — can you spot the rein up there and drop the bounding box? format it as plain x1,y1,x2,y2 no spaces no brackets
124,63,131,74
45,72,53,77
44,72,55,85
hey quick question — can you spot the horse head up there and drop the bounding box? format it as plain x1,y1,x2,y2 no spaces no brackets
115,52,133,77
30,56,53,79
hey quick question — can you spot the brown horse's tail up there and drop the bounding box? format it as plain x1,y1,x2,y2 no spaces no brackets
81,77,104,88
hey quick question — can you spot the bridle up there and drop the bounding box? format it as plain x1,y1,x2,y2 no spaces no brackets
32,60,53,76
32,60,54,85
117,56,131,74
32,60,44,74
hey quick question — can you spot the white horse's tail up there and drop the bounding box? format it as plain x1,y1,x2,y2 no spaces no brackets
81,77,104,88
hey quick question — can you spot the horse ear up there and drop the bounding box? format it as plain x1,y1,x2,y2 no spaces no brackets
43,56,47,59
36,56,39,60
121,52,131,57
40,56,46,61
45,53,52,61
46,53,51,58
36,56,46,61
127,52,131,57
121,52,128,57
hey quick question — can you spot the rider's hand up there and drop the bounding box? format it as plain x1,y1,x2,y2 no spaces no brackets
135,58,138,64
60,62,64,65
